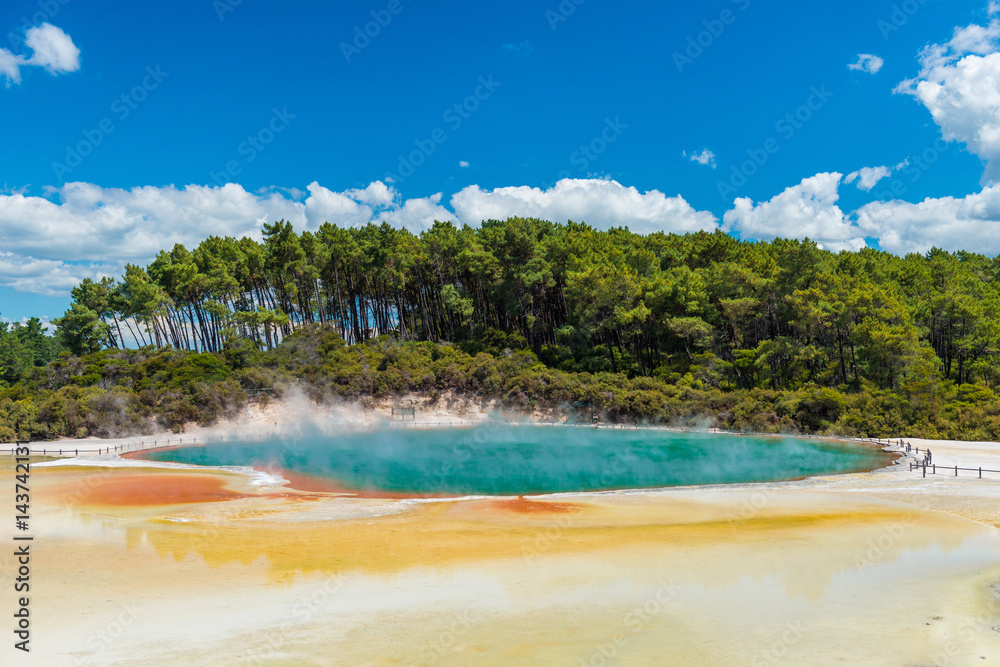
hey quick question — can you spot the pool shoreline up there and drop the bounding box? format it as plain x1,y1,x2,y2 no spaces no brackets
107,424,900,498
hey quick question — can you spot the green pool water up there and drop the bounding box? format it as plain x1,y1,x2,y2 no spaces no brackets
138,426,892,495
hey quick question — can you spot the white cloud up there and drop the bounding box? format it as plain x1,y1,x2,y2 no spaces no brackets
685,149,717,168
302,181,450,231
0,252,117,297
25,23,80,74
722,170,1000,257
449,178,717,234
459,160,470,168
896,16,1000,180
991,1,1000,16
0,182,303,269
844,161,908,191
722,173,870,252
0,23,79,85
0,178,717,294
13,170,1000,299
0,49,26,84
380,192,456,231
856,184,1000,255
848,53,884,74
845,166,891,191
300,183,368,228
346,181,395,207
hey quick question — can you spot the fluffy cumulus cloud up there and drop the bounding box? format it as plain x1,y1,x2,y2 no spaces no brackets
449,179,717,234
848,53,884,74
856,184,1000,255
722,173,871,252
0,178,717,295
0,49,24,83
724,171,1000,257
845,166,892,191
0,179,460,270
0,252,111,297
896,15,1000,180
822,9,1000,255
12,167,1000,299
684,149,717,168
845,161,909,191
0,23,80,85
25,23,80,73
303,181,453,230
0,182,306,294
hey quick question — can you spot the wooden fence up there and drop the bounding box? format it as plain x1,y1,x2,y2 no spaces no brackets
0,436,202,458
908,460,1000,479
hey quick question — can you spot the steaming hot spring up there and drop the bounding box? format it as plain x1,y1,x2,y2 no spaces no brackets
131,425,893,496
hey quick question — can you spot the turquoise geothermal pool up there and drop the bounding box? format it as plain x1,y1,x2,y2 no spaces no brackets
138,426,892,495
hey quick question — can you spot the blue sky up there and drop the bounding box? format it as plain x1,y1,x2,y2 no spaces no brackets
1,0,999,323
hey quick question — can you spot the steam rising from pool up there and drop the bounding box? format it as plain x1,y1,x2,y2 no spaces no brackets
140,426,890,495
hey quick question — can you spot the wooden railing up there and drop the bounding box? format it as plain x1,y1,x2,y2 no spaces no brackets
0,436,201,457
908,460,1000,479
